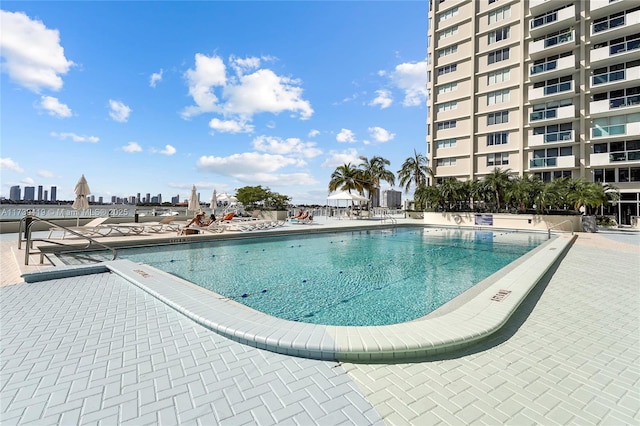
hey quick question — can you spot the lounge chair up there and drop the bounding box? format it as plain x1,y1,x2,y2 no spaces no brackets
95,223,146,236
288,211,313,224
135,216,180,233
178,221,225,235
48,217,109,239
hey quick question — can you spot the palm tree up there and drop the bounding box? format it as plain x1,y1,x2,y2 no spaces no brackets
397,149,432,193
415,184,443,211
328,163,361,194
483,168,513,212
439,178,464,211
357,156,395,205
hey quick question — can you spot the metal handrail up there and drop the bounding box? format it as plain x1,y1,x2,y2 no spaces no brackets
547,219,574,239
19,215,117,265
381,211,397,225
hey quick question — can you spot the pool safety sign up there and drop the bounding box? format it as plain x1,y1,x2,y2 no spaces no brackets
475,214,493,226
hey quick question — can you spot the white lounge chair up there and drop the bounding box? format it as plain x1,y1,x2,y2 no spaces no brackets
48,217,109,239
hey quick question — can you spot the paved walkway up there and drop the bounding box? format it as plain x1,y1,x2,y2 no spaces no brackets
1,226,639,425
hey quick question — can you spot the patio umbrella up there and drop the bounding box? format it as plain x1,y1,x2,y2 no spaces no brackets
188,185,200,213
210,189,217,211
72,174,91,226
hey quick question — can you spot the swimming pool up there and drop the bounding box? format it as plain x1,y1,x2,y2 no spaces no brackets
61,227,548,326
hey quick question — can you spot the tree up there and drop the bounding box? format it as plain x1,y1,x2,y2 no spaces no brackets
328,163,362,194
414,184,443,211
235,185,290,210
483,168,513,212
439,178,464,210
357,156,395,204
397,149,431,193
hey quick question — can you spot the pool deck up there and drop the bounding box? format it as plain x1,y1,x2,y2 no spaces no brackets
1,217,639,424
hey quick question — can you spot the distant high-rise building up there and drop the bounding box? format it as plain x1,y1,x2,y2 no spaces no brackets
44,190,49,201
24,186,35,201
9,186,21,201
157,193,162,204
129,196,136,204
50,186,57,202
145,193,151,204
136,193,141,204
37,185,43,201
426,0,640,225
171,195,180,204
111,195,117,203
89,195,95,203
98,196,103,204
381,189,402,208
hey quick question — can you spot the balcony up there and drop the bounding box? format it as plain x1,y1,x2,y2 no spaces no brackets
529,0,554,14
529,104,574,123
590,150,640,166
529,155,575,168
591,65,640,90
591,94,640,115
591,122,640,139
529,81,573,102
529,54,575,80
590,0,626,15
530,30,574,57
591,37,640,65
529,130,575,147
530,5,575,37
591,10,640,41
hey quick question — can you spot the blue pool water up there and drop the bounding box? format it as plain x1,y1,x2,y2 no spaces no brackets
62,227,547,326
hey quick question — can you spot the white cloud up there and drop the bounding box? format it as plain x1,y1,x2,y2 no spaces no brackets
232,172,317,186
0,10,74,92
389,61,427,107
159,145,176,155
308,129,320,138
181,54,227,118
367,126,395,144
22,177,35,185
50,132,99,143
122,142,142,153
321,148,360,168
252,135,322,158
336,128,356,143
181,53,313,121
40,96,72,118
149,69,163,87
208,118,254,134
369,89,393,109
0,158,24,173
197,152,305,176
108,99,131,122
37,170,55,178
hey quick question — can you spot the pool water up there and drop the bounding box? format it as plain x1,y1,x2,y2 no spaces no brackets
61,227,548,326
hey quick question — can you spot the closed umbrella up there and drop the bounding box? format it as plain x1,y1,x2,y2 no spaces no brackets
210,189,218,214
72,174,91,226
188,185,200,213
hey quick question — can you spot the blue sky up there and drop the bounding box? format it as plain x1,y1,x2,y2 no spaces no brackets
1,1,427,205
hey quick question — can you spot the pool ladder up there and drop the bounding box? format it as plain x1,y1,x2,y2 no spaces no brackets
380,211,397,225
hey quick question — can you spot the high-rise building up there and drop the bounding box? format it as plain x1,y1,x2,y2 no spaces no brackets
381,189,402,208
44,190,48,201
37,185,43,201
50,186,57,202
9,186,21,201
24,186,35,201
426,0,640,225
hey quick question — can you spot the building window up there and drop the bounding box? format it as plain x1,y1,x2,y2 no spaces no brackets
438,7,459,22
530,51,572,75
592,87,640,109
488,48,510,65
487,89,510,105
437,82,458,94
487,111,509,125
534,171,572,182
533,28,573,48
487,68,510,85
437,120,457,130
438,63,457,76
487,152,509,166
533,75,573,95
437,101,458,112
437,157,457,166
530,4,572,29
532,123,573,142
531,147,572,167
437,138,457,149
487,132,509,145
530,99,572,121
592,33,640,56
488,6,510,24
438,25,459,40
592,60,640,85
438,44,458,58
488,26,510,44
